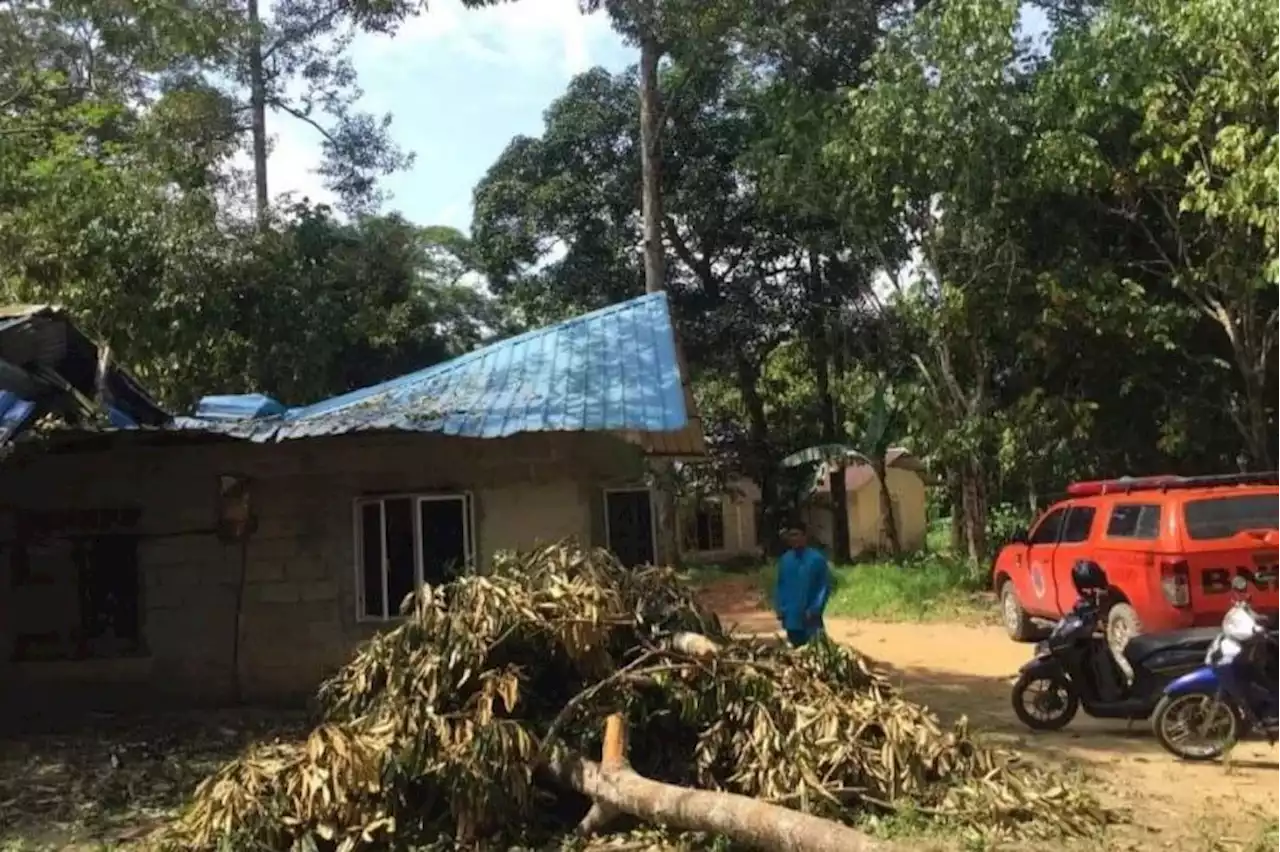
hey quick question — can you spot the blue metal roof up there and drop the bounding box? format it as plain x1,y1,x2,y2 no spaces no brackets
194,393,288,422
179,291,690,443
0,391,38,448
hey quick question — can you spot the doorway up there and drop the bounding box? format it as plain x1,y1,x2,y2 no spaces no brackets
604,489,656,568
419,495,471,585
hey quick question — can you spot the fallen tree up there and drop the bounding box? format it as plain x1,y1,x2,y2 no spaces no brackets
548,710,893,852
156,542,1113,851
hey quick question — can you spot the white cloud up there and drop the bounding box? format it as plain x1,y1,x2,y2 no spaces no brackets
267,111,336,206
238,0,626,214
390,0,614,77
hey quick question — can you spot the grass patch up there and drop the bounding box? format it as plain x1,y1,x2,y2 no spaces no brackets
755,554,993,623
682,525,996,624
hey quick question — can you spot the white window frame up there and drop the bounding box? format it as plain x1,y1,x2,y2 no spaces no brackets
352,491,475,622
602,487,658,564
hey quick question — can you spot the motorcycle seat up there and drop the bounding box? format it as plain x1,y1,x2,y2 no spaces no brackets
1123,627,1220,666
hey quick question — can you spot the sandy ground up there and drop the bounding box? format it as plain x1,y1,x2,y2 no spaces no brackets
700,578,1280,851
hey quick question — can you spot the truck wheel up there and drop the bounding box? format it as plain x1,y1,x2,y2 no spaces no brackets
1000,580,1039,642
1107,603,1143,655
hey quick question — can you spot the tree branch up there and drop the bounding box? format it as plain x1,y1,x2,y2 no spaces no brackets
270,97,340,148
262,3,347,63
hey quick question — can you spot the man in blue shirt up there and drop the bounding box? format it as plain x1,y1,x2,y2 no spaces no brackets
773,522,831,646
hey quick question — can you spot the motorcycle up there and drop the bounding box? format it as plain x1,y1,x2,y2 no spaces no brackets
1011,594,1216,731
1150,577,1279,761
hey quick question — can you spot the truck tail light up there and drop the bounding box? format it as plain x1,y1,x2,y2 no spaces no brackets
1160,559,1191,607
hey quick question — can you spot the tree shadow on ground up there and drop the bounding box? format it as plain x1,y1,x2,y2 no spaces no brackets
0,707,308,849
882,661,1280,775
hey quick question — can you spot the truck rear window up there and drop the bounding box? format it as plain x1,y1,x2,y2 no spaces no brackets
1183,494,1279,541
1107,503,1162,539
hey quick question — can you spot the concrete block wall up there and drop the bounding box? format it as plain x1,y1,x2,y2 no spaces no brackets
0,430,648,713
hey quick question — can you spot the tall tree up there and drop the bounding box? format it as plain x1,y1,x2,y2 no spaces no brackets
473,62,805,558
833,0,1091,560
1041,0,1278,467
235,0,425,218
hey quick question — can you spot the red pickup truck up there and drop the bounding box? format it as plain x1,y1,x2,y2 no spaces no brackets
992,472,1279,651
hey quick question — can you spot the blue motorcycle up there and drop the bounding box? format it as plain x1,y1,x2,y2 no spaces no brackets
1150,580,1278,761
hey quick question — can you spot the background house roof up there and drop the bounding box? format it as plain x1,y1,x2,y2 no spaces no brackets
175,292,706,454
811,448,929,494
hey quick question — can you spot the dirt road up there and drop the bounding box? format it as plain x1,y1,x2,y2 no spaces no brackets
701,578,1279,851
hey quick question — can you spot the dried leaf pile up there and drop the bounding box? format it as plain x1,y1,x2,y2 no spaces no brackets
158,542,1112,851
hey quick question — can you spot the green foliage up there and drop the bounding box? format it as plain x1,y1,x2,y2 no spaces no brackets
985,503,1035,553
0,1,501,411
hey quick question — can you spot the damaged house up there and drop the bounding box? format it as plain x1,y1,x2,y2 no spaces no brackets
0,294,704,716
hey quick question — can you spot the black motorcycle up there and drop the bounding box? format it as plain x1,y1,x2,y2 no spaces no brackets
1011,597,1218,731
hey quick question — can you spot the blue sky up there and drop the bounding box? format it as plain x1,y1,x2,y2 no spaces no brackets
265,0,636,232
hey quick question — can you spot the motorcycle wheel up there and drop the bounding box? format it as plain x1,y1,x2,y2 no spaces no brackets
1151,690,1240,761
1012,671,1079,731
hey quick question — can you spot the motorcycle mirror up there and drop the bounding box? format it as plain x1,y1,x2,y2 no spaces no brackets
1230,575,1249,594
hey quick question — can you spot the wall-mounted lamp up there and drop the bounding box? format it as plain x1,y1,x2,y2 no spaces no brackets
217,474,257,542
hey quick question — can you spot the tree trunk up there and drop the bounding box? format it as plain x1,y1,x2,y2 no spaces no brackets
635,29,680,567
812,323,850,563
545,754,895,852
638,31,665,295
736,354,775,550
1235,360,1275,471
247,0,269,220
960,463,988,564
874,461,901,556
948,472,964,555
1202,286,1276,471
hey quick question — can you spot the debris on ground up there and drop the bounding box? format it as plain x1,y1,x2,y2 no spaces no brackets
0,709,310,849
155,542,1115,851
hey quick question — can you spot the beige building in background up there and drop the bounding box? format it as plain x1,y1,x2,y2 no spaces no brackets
801,449,930,557
677,476,762,563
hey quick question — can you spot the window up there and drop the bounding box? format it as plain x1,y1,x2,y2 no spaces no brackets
355,493,474,621
1107,504,1162,540
1183,495,1279,541
1028,508,1066,545
1060,507,1096,543
682,499,726,552
10,534,143,661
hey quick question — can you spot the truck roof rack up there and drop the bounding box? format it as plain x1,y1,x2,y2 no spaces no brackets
1066,472,1280,497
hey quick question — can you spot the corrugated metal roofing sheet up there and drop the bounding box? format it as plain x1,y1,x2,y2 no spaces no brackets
0,391,38,448
194,393,288,421
177,292,701,449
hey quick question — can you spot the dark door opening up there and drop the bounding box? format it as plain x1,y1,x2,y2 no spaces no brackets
605,489,655,568
420,497,469,585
